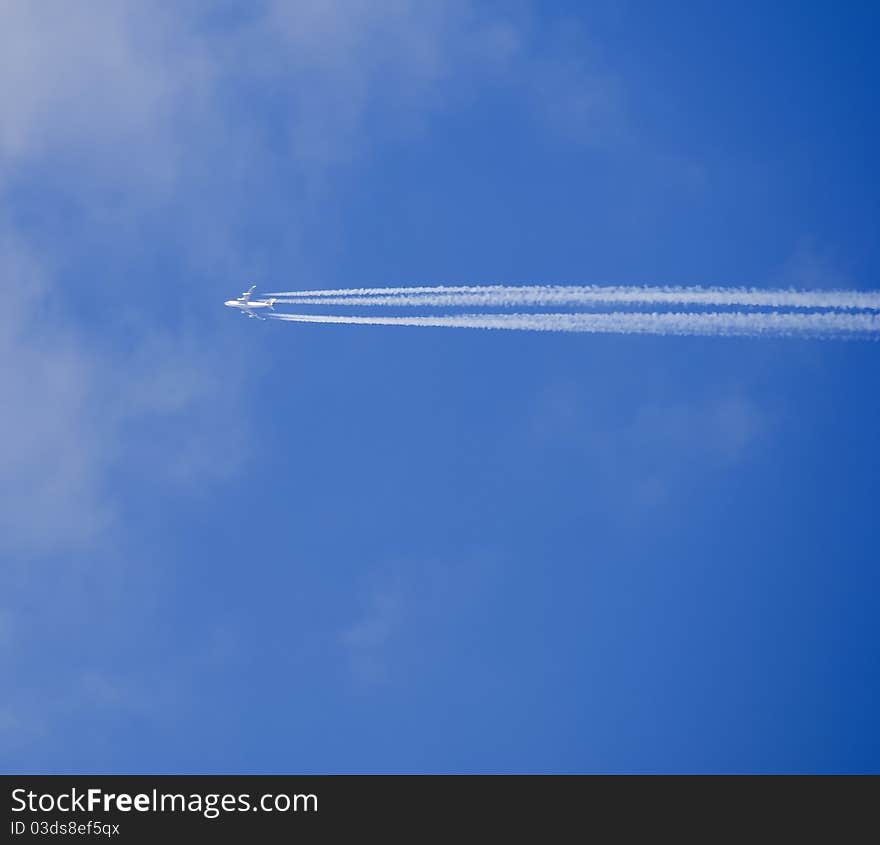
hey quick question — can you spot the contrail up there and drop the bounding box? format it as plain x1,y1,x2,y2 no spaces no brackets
263,284,880,312
267,310,880,338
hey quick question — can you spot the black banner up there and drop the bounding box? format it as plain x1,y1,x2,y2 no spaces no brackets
2,775,876,841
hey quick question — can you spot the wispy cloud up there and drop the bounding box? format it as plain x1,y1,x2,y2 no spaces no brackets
340,587,404,687
523,379,773,513
0,238,109,555
337,549,502,691
0,237,247,558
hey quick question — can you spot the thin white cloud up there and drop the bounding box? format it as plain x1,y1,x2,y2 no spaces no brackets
340,587,403,686
0,2,213,192
523,380,773,513
776,240,852,291
0,238,247,558
338,550,498,689
631,395,768,465
0,1,621,184
0,238,109,555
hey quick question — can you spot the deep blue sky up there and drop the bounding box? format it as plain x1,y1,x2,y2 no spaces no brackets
2,1,878,773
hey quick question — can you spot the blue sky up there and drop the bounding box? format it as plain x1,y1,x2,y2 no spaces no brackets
2,1,878,773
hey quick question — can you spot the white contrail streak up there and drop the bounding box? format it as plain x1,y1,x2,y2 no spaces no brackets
263,285,880,312
267,310,880,338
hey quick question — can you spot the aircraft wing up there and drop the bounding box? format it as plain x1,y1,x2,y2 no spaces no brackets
240,284,257,301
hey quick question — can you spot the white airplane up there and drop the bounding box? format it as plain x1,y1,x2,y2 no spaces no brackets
224,285,277,319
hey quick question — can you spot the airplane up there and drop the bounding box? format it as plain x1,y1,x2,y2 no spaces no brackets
224,285,277,319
